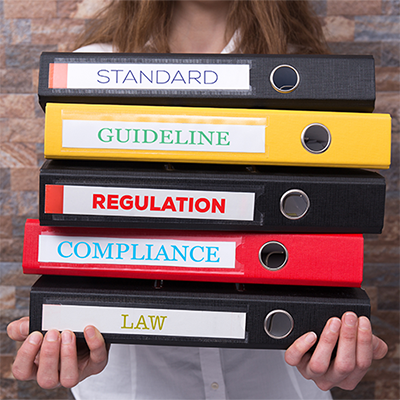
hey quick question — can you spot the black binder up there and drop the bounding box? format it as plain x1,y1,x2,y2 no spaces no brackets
39,159,386,233
38,52,375,112
29,275,371,349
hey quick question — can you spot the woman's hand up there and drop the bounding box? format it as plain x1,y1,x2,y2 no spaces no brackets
7,317,109,389
285,312,388,391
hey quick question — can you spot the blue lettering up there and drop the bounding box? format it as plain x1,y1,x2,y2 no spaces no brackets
206,246,220,262
131,244,145,261
156,70,170,84
57,241,73,258
122,70,138,84
146,244,154,260
140,70,153,83
171,70,186,84
154,245,172,261
73,242,91,259
204,70,218,84
116,243,130,259
111,69,123,83
171,245,188,261
190,246,204,262
97,69,110,84
93,242,113,259
188,70,201,84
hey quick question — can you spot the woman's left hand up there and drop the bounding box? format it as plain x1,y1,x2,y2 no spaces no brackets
284,312,388,391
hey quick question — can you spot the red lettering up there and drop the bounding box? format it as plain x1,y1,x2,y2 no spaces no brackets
161,197,177,212
211,198,225,214
120,195,133,210
189,197,194,212
150,196,161,211
107,194,119,209
93,194,106,209
195,198,210,213
175,197,188,212
135,195,148,211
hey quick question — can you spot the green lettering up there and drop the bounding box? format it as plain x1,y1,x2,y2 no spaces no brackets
143,129,158,144
98,128,113,142
198,130,214,145
175,130,188,145
217,131,230,146
189,130,196,145
131,128,140,143
116,128,130,143
160,130,174,144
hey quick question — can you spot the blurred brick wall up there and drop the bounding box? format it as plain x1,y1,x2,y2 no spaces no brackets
0,0,398,399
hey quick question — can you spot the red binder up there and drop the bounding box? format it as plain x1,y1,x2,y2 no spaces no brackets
22,219,364,287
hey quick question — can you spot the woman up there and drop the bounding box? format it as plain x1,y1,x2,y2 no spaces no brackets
7,1,388,399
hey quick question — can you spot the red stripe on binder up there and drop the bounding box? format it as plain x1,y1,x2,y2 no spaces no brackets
45,185,64,214
49,63,68,89
22,219,364,287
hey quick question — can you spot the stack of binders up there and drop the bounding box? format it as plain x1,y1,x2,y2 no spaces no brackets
23,53,391,349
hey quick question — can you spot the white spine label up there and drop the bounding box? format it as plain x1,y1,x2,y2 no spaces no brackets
61,185,255,221
38,235,236,269
42,304,246,339
66,63,250,90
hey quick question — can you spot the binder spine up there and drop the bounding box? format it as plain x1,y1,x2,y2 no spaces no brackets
38,52,376,112
29,276,371,349
43,103,392,169
38,161,387,233
23,219,364,287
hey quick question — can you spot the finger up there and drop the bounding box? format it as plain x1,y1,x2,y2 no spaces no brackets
11,331,43,381
81,326,108,378
285,332,317,366
325,312,358,384
36,330,61,389
7,317,30,341
333,316,374,391
60,330,80,388
306,317,341,377
372,335,388,360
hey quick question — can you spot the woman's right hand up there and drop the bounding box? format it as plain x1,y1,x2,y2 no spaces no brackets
7,317,109,389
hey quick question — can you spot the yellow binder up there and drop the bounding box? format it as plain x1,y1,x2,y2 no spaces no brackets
44,103,391,169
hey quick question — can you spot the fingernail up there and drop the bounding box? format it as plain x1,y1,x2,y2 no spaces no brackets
62,330,73,344
85,326,96,339
329,318,341,333
305,332,317,344
359,317,371,332
28,332,42,345
20,322,29,337
344,312,357,327
46,330,59,342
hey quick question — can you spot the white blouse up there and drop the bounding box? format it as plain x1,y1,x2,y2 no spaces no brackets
72,344,332,400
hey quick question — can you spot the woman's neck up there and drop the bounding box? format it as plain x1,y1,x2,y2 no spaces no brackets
169,1,233,53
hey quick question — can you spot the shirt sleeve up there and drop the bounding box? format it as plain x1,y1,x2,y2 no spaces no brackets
74,43,115,53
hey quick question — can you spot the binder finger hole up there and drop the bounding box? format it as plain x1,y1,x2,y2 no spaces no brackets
259,241,288,271
264,310,294,339
280,189,310,220
270,65,300,93
301,123,331,153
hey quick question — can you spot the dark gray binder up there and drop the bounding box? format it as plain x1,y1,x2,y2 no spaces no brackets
39,160,386,233
29,275,371,349
38,52,375,112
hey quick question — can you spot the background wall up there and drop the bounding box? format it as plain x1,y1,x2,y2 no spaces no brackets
0,0,398,399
